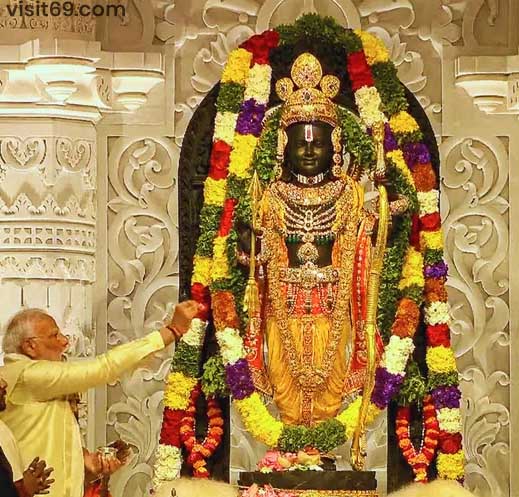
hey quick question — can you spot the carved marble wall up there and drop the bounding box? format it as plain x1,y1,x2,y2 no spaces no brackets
0,1,518,496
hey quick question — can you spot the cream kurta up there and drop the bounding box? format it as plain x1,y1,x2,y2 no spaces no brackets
0,331,165,497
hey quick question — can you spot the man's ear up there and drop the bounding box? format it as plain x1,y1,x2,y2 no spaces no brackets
20,339,37,359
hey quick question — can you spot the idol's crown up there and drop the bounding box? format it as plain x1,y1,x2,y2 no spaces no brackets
276,53,340,128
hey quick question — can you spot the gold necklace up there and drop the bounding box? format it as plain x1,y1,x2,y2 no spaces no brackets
272,178,346,206
271,179,346,264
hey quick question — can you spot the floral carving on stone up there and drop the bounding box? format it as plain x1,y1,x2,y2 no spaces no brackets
56,138,96,190
104,136,180,495
0,137,46,171
441,136,509,497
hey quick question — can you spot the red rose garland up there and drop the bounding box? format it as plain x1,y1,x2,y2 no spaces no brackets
180,384,224,478
396,395,440,482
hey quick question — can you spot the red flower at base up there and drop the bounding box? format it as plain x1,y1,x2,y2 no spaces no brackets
85,482,112,497
396,396,439,483
180,384,224,478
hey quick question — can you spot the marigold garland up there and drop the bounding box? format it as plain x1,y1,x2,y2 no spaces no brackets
180,384,224,478
155,15,464,488
396,395,439,482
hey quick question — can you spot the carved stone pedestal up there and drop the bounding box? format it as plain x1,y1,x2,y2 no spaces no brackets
238,470,378,497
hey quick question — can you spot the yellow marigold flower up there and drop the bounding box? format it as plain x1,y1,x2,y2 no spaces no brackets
163,372,197,410
221,48,252,85
203,177,227,206
386,150,415,186
212,236,230,280
355,30,390,65
229,134,258,179
389,111,420,135
192,256,212,286
421,230,443,251
235,393,283,447
437,450,464,480
426,346,457,373
399,247,424,290
338,397,382,439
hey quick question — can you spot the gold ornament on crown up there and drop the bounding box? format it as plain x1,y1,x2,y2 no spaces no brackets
276,53,340,128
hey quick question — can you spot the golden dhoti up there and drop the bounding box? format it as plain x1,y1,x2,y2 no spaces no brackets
265,312,351,426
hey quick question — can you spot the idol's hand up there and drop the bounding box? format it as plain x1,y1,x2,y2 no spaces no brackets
236,218,253,255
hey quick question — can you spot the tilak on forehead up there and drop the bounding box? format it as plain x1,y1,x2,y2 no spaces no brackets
304,124,313,142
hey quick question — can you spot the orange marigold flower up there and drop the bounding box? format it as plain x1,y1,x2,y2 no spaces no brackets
193,460,207,470
392,298,420,337
399,439,412,450
200,447,211,458
425,278,449,303
212,291,241,329
413,163,437,192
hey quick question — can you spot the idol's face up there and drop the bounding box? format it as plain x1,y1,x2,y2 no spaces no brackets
286,122,333,179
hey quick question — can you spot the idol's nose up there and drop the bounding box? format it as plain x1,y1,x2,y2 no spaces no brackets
304,141,315,156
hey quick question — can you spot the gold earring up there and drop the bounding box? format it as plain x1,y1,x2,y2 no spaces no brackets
277,128,287,162
274,128,287,180
331,126,343,178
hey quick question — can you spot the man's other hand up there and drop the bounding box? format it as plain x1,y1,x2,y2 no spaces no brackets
22,457,54,496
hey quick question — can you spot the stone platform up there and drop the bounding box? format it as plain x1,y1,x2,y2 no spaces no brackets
238,470,378,496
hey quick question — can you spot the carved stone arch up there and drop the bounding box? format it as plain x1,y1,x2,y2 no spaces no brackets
256,0,362,32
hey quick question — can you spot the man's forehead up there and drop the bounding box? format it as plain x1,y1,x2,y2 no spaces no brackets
32,314,58,332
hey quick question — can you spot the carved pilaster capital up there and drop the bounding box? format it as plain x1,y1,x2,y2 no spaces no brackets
0,38,164,120
455,54,519,114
